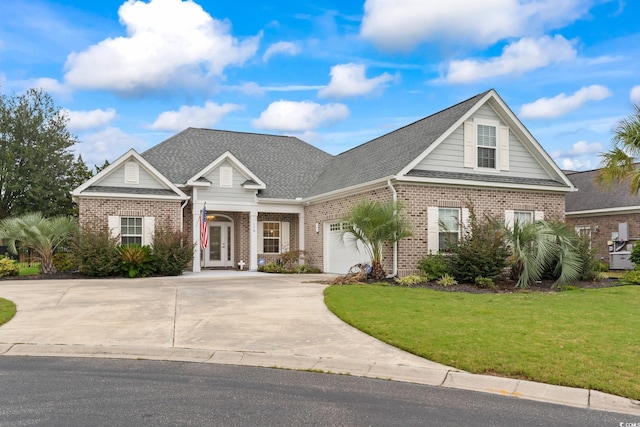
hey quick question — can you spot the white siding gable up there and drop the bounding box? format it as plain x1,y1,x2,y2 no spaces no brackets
415,104,550,180
198,160,256,203
95,160,165,189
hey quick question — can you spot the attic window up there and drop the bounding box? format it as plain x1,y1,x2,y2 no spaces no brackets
220,167,232,188
124,162,139,184
477,124,496,169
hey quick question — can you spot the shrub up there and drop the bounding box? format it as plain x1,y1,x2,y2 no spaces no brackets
151,228,193,276
619,269,640,285
449,205,509,284
72,226,120,277
474,276,496,290
280,250,307,270
575,235,600,281
0,256,19,278
630,242,640,267
259,262,287,273
418,253,451,278
292,264,321,274
118,245,155,278
52,252,77,272
394,275,427,286
437,273,457,287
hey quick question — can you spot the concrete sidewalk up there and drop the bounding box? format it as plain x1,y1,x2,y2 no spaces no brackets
0,272,638,416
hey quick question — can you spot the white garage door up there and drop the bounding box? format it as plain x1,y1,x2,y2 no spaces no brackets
324,221,370,274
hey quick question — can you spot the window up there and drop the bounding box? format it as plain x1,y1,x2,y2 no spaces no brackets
438,208,460,252
121,217,143,245
329,223,341,232
514,210,533,225
262,222,280,253
477,124,496,169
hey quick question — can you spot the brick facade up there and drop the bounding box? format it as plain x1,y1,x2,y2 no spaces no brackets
303,184,566,276
566,212,640,267
78,198,183,232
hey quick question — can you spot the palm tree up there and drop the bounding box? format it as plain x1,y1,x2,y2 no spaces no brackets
340,199,412,279
595,103,640,192
504,220,582,288
0,212,77,274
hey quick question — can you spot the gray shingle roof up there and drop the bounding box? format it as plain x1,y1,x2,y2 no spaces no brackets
142,129,333,199
407,170,567,187
305,91,490,197
566,169,640,212
85,186,179,196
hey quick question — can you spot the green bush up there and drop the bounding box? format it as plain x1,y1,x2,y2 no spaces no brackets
259,262,287,273
394,275,427,286
418,253,451,278
118,245,155,278
52,252,77,272
619,269,640,285
292,264,321,274
437,273,457,287
151,228,193,276
449,206,509,284
630,243,640,267
0,256,19,278
474,276,496,290
72,226,120,277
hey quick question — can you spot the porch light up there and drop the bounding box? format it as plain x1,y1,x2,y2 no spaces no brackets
315,223,319,233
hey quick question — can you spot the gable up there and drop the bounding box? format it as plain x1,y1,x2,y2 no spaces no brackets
196,160,257,204
72,149,188,200
415,104,551,181
94,159,166,189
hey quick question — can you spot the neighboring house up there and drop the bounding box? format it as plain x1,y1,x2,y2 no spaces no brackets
565,169,640,269
72,89,575,275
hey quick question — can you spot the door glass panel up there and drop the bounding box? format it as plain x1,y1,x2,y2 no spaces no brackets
209,226,221,261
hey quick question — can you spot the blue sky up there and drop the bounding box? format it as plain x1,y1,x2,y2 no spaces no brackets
1,0,639,170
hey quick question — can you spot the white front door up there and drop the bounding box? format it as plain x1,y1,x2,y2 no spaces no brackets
205,221,234,268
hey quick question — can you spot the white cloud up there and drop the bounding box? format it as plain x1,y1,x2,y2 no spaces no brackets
560,158,597,171
551,141,603,171
520,85,612,119
319,63,396,99
631,85,640,104
64,0,260,92
360,0,592,50
445,36,576,83
262,41,300,62
30,77,71,96
63,108,116,131
150,101,242,131
252,100,349,132
74,127,149,167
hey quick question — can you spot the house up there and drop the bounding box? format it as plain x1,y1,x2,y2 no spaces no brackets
565,169,640,269
72,89,576,276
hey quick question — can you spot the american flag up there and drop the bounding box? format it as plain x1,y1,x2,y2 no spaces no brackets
200,204,208,249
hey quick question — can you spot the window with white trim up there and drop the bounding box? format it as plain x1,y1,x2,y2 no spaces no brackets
438,208,460,252
262,222,280,253
514,210,533,224
477,124,497,169
121,217,143,245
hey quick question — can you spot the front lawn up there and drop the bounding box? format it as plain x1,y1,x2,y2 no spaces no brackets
324,285,640,400
0,298,16,326
18,262,40,276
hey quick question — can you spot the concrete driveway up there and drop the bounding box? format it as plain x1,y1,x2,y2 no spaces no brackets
1,272,638,415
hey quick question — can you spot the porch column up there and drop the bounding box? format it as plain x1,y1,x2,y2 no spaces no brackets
249,210,258,271
298,212,305,264
192,211,201,272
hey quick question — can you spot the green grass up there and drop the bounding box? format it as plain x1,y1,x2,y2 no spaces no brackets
324,285,640,400
18,262,40,276
0,298,16,326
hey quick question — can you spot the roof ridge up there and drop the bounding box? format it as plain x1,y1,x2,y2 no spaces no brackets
333,90,490,157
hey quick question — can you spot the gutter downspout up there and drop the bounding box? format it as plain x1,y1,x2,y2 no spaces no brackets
387,179,398,278
179,199,189,232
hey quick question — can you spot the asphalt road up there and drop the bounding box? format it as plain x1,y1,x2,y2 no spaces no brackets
0,357,629,426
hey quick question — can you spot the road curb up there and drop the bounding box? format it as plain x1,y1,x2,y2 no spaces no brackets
1,343,639,416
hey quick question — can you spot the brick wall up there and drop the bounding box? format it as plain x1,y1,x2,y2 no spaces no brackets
566,212,640,267
304,187,394,272
257,212,300,264
304,184,566,275
78,198,183,232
